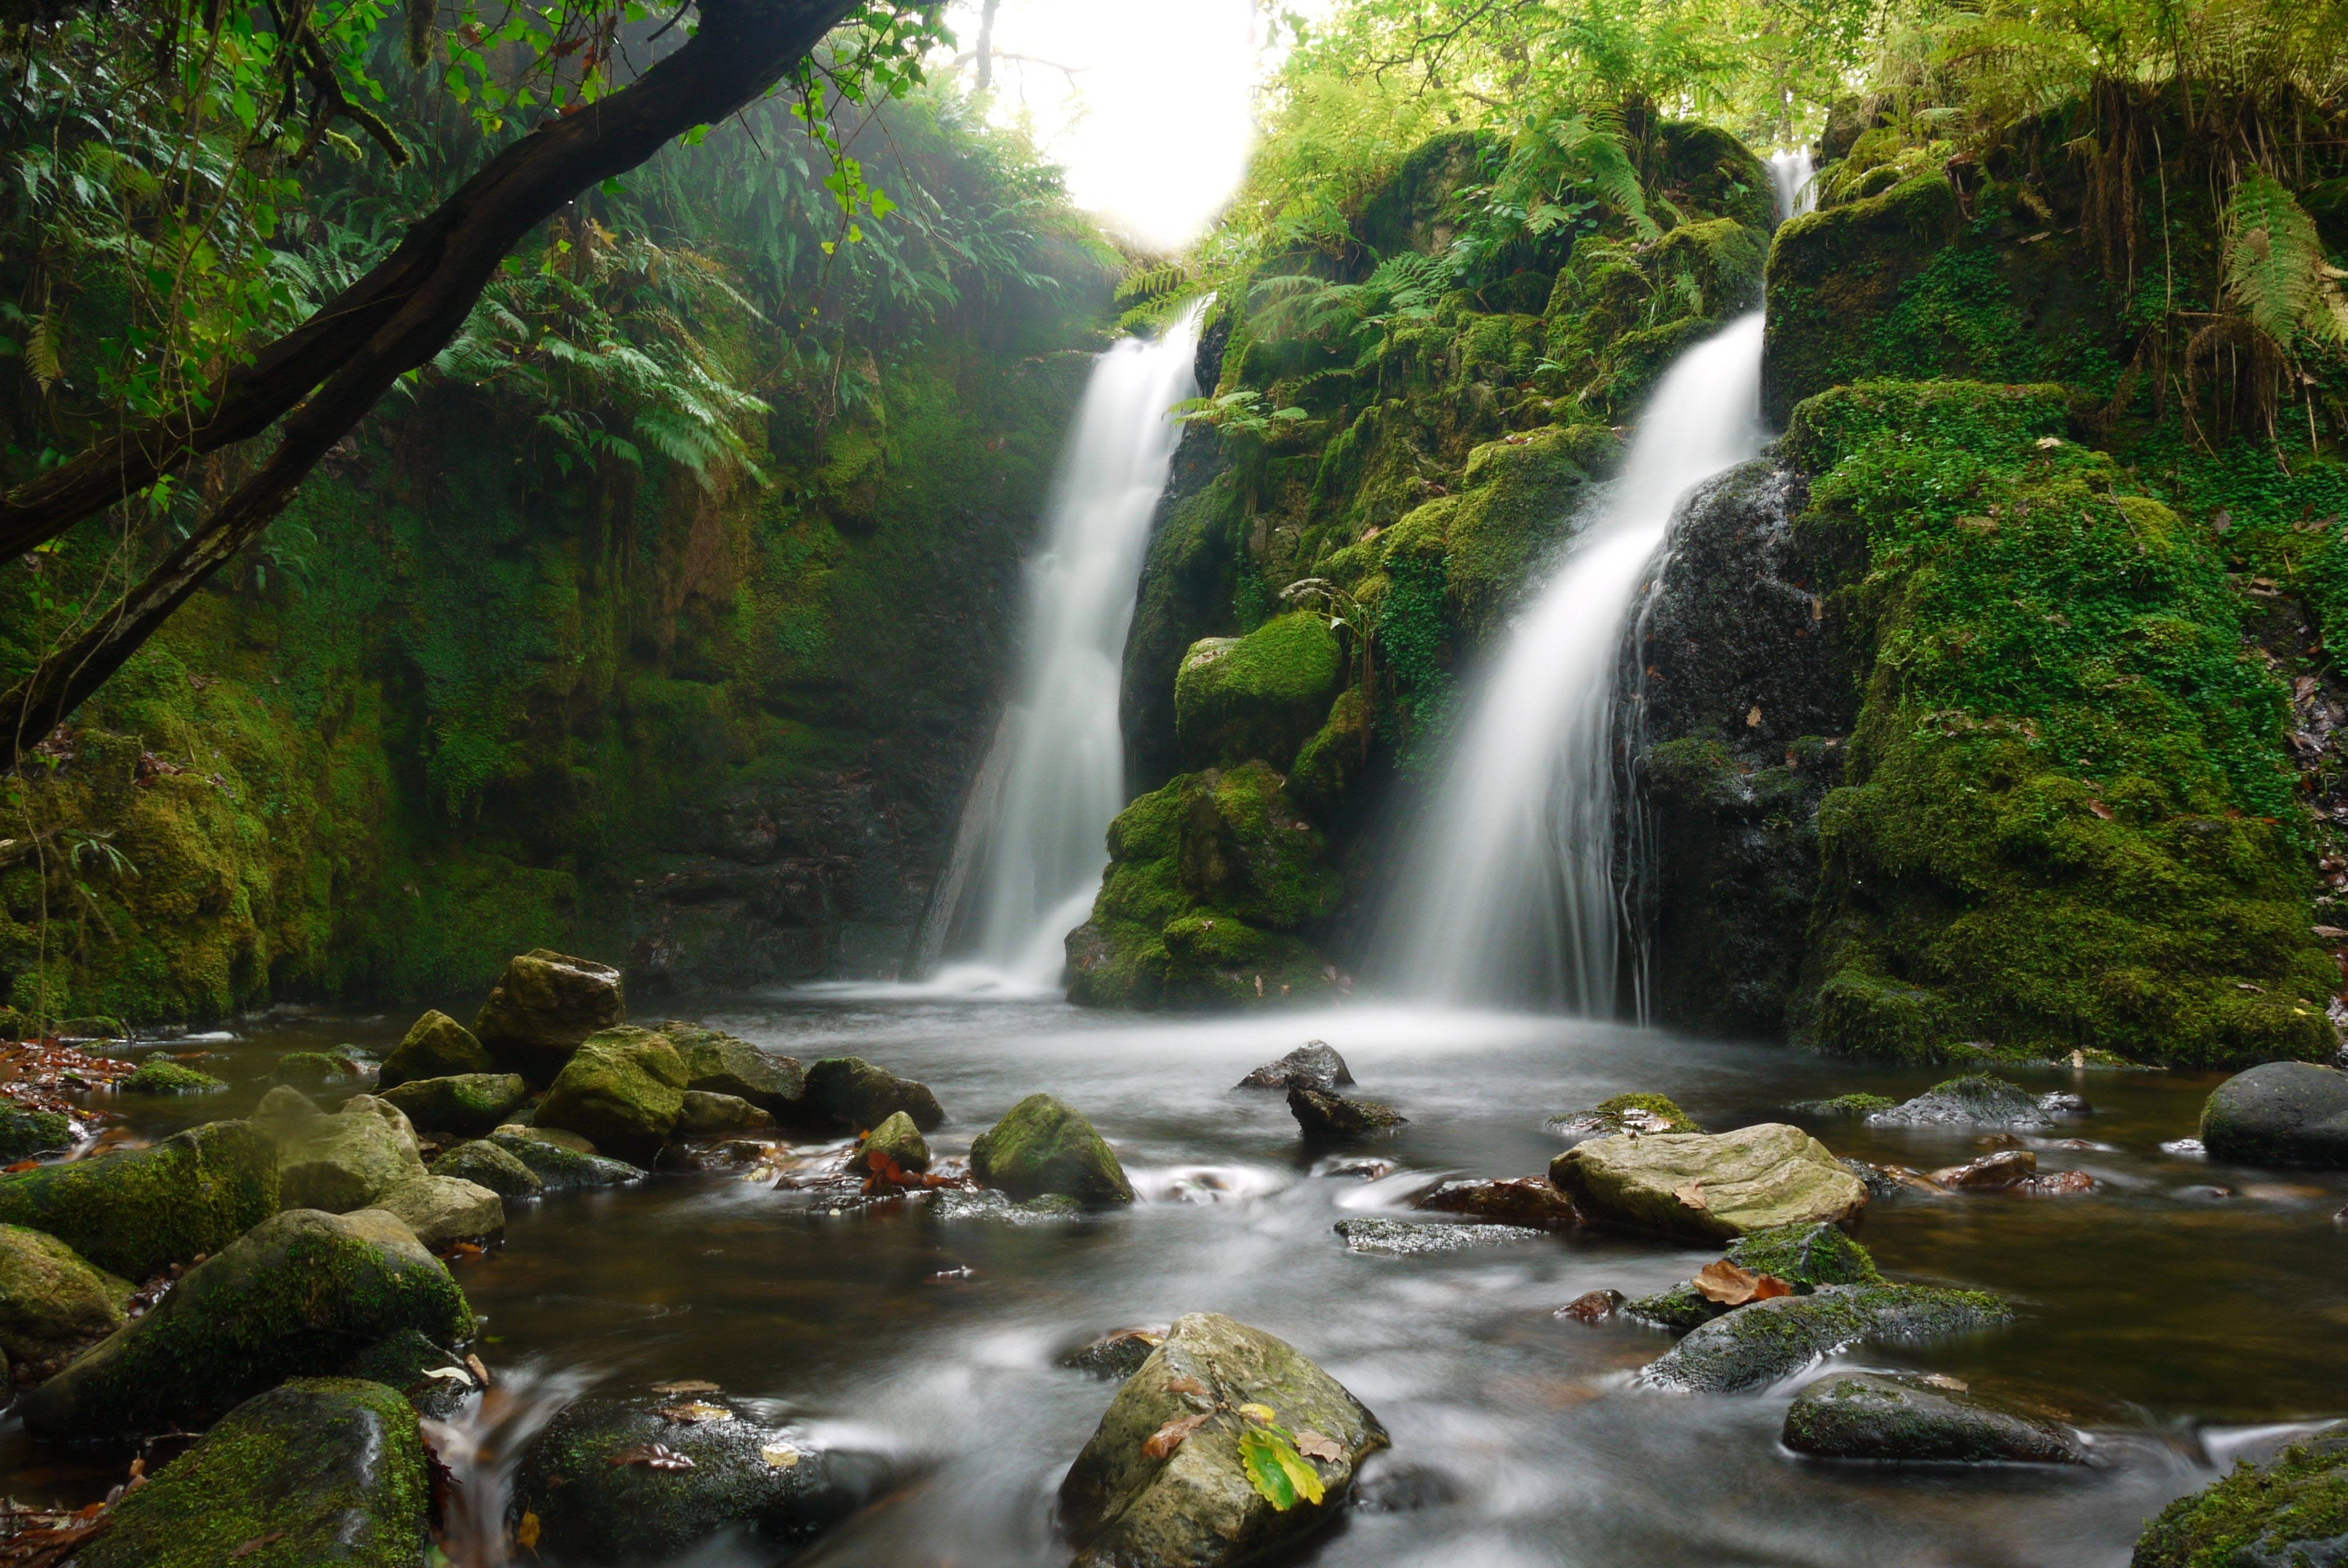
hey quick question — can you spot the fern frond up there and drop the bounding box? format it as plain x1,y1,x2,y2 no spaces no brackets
2225,171,2330,346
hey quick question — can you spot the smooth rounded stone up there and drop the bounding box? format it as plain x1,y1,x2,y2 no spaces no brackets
1061,1313,1385,1568
0,1223,131,1380
432,1138,545,1199
1784,1372,2090,1464
2200,1062,2348,1169
1639,1284,2013,1394
20,1208,474,1438
675,1090,775,1138
278,1097,430,1213
1412,1177,1584,1229
1236,1040,1354,1091
272,1050,369,1090
1549,1123,1868,1240
536,1026,691,1158
0,1106,72,1161
339,1327,477,1420
1929,1148,2039,1190
0,1118,278,1280
251,1083,324,1134
1786,1093,1897,1118
474,949,626,1077
2134,1420,2347,1567
805,1056,945,1133
859,1110,930,1174
372,1175,504,1248
1546,1091,1701,1139
1866,1074,2066,1130
1557,1289,1626,1324
1064,1326,1168,1380
487,1130,645,1191
1288,1084,1406,1137
376,1009,493,1090
376,1072,529,1137
1334,1216,1552,1255
970,1094,1133,1203
122,1059,227,1094
70,1377,431,1568
661,1021,807,1114
510,1388,873,1565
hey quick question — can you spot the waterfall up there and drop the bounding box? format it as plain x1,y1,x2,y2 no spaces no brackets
1769,148,1817,221
917,312,1202,992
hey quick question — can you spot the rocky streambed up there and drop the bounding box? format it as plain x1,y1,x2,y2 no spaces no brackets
1,973,2344,1567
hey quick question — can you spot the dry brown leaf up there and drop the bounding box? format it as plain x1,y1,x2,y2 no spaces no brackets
1750,1273,1793,1301
608,1442,696,1471
466,1353,491,1386
1692,1260,1764,1305
229,1533,286,1559
1672,1181,1709,1211
2087,800,2114,820
1293,1428,1344,1462
656,1401,734,1424
1161,1376,1209,1398
1142,1412,1211,1460
650,1379,720,1395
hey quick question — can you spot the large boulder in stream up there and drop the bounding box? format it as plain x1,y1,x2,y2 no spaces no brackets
971,1094,1133,1204
373,1174,504,1248
1549,1123,1867,1240
1060,1313,1386,1568
805,1056,945,1132
474,949,626,1077
2134,1421,2348,1567
0,1224,131,1381
1639,1282,2012,1394
0,1118,276,1280
376,1009,492,1090
1784,1372,2089,1464
376,1072,529,1137
487,1129,644,1191
19,1208,473,1438
2199,1061,2348,1168
660,1022,808,1114
535,1026,690,1158
277,1094,430,1212
432,1138,545,1198
1865,1074,2082,1130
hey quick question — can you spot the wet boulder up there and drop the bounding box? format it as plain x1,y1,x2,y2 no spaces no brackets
1173,612,1342,768
510,1387,871,1566
0,1118,277,1280
487,1130,644,1191
2134,1421,2348,1568
19,1208,473,1438
1866,1074,2077,1130
859,1110,930,1174
1546,1092,1701,1140
1060,1313,1386,1568
1786,1093,1896,1118
1288,1085,1406,1137
374,1174,503,1248
971,1094,1132,1203
377,1008,494,1090
122,1059,226,1094
661,1022,807,1115
0,1224,131,1382
674,1091,774,1138
2199,1062,2348,1168
474,949,626,1078
1727,1221,1884,1287
1929,1148,2038,1190
1334,1217,1551,1256
70,1377,431,1568
278,1095,430,1212
432,1138,545,1199
1784,1371,2089,1464
1237,1041,1354,1091
1412,1177,1583,1229
0,1107,71,1161
376,1072,529,1137
1064,1327,1168,1380
1549,1123,1867,1240
535,1026,690,1159
271,1050,369,1090
805,1056,945,1133
340,1327,478,1420
1639,1283,2012,1394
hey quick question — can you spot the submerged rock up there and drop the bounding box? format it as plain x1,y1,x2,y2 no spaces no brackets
474,949,626,1077
1288,1085,1406,1137
2200,1062,2348,1169
1334,1216,1552,1255
376,1008,493,1090
1784,1372,2089,1464
662,1022,808,1115
0,1118,277,1279
377,1072,529,1137
272,1050,369,1090
1640,1283,2012,1394
374,1174,503,1248
1060,1313,1385,1568
1786,1093,1897,1118
1064,1327,1168,1380
1867,1075,2078,1130
1546,1092,1701,1139
71,1377,430,1568
2134,1421,2348,1567
859,1110,930,1174
21,1208,473,1438
805,1056,945,1133
536,1026,690,1158
122,1059,227,1095
433,1138,545,1199
1412,1177,1584,1229
1549,1123,1868,1239
486,1130,644,1191
0,1224,130,1381
971,1094,1133,1204
1237,1041,1354,1091
930,1189,1088,1225
278,1095,430,1212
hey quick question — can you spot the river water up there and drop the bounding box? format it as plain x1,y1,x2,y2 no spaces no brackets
19,995,2346,1568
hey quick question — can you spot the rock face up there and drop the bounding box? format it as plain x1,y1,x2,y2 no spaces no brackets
1413,1177,1583,1229
1867,1074,2072,1130
805,1056,945,1132
1784,1373,2089,1464
1640,1284,2012,1394
376,1072,529,1136
19,1208,473,1438
474,949,626,1077
1549,1123,1868,1239
373,1175,504,1248
487,1130,644,1191
536,1026,691,1157
72,1378,431,1568
662,1022,807,1113
278,1097,430,1213
510,1388,868,1566
860,1110,930,1174
1060,1313,1386,1568
432,1138,545,1198
0,1224,131,1380
376,1009,493,1090
2134,1421,2348,1568
2200,1062,2348,1168
1236,1041,1354,1091
1287,1086,1406,1136
971,1094,1133,1203
0,1119,277,1280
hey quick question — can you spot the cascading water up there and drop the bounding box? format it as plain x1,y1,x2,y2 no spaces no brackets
916,311,1201,992
1768,147,1817,221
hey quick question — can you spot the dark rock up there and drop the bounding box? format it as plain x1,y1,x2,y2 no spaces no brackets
1929,1148,2039,1190
1333,1217,1550,1256
0,1107,72,1161
970,1094,1132,1203
1787,1093,1897,1118
2134,1421,2348,1567
339,1327,475,1420
1639,1283,2013,1393
1236,1040,1354,1091
1784,1371,2090,1464
433,1138,545,1199
1624,1283,1722,1332
474,949,626,1078
0,1118,277,1280
1413,1177,1584,1229
1063,1326,1168,1380
1556,1289,1625,1324
1867,1074,2059,1130
2201,1062,2348,1169
804,1056,945,1133
1288,1085,1405,1137
485,1130,644,1191
377,1072,529,1137
660,1021,806,1114
376,1009,492,1090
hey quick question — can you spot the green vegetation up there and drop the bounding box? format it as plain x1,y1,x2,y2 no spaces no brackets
0,1120,278,1279
2135,1425,2348,1568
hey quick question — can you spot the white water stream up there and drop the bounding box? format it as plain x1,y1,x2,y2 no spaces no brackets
916,313,1200,992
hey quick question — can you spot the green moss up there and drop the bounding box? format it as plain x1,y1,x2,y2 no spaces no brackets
0,1107,72,1160
123,1059,228,1094
272,1050,363,1088
0,1119,277,1279
1173,613,1344,768
2134,1424,2348,1568
1725,1222,1884,1286
1762,173,1964,423
537,1026,689,1155
1789,1092,1898,1117
1440,425,1614,637
969,1093,1133,1204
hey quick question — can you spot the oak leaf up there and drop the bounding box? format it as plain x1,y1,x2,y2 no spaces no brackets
1142,1412,1211,1459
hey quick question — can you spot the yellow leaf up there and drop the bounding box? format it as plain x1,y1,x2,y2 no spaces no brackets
1236,1403,1277,1423
760,1444,801,1469
517,1510,542,1552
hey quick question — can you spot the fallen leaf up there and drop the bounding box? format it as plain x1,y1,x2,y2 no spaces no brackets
760,1443,801,1469
609,1442,696,1471
1142,1412,1212,1459
1672,1181,1709,1211
1161,1376,1208,1398
651,1380,720,1395
1237,1427,1326,1510
657,1401,734,1424
1692,1259,1789,1306
5,1159,36,1173
230,1531,286,1559
422,1365,475,1384
1746,704,1762,727
453,1241,485,1256
1236,1402,1278,1423
466,1353,491,1385
2087,799,2113,820
1293,1428,1344,1462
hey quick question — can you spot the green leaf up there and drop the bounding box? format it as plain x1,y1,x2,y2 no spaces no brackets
1236,1427,1324,1511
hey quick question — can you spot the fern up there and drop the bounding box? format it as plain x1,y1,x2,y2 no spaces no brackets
2225,171,2347,349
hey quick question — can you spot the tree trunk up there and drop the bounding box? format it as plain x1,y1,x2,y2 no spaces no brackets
974,0,1000,90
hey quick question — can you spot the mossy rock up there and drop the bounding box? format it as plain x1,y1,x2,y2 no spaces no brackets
1762,172,1964,423
0,1118,277,1280
536,1026,690,1158
123,1059,227,1094
674,1090,773,1137
2134,1422,2348,1567
376,1009,491,1090
1173,613,1342,769
377,1072,529,1137
485,1130,643,1191
0,1107,72,1161
1785,1371,2087,1464
278,1098,429,1213
72,1377,430,1567
1288,1085,1406,1137
1439,425,1614,639
20,1208,474,1438
339,1327,474,1420
1725,1222,1884,1287
1641,1283,2013,1393
1547,1091,1701,1138
272,1050,368,1090
660,1020,805,1113
859,1110,929,1174
1787,1093,1898,1118
1549,1123,1868,1239
804,1056,943,1133
970,1094,1132,1204
473,949,626,1079
431,1138,544,1199
0,1223,130,1376
373,1174,503,1248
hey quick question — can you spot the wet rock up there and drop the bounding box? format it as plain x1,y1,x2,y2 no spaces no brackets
21,1208,473,1438
859,1110,930,1174
1333,1216,1551,1255
1624,1283,1723,1332
1639,1284,2012,1394
804,1056,945,1133
1549,1123,1868,1240
675,1091,775,1139
1728,1222,1885,1288
1557,1289,1625,1324
431,1139,544,1199
251,1083,323,1134
1237,1041,1354,1091
1412,1177,1584,1229
2025,1169,2098,1195
1866,1074,2073,1130
1172,613,1342,769
0,1118,277,1279
0,1107,71,1161
971,1094,1133,1204
474,949,626,1079
122,1059,227,1094
1786,1093,1897,1118
377,1008,493,1090
2040,1091,2094,1118
278,1095,430,1212
1841,1157,1946,1199
2199,1061,2348,1169
1784,1371,2089,1464
1288,1085,1406,1137
486,1130,644,1191
272,1050,369,1090
931,1188,1087,1225
375,1174,504,1248
377,1072,529,1137
510,1387,870,1565
0,1224,130,1381
339,1327,477,1420
1546,1092,1701,1139
502,1121,596,1154
1060,1312,1386,1568
2136,1421,2348,1567
1064,1326,1168,1380
536,1026,690,1158
662,1022,807,1114
70,1377,431,1568
1929,1148,2039,1190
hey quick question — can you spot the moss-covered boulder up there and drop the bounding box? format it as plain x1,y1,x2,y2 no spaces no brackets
660,1020,806,1113
1641,1283,2012,1393
278,1097,429,1213
1060,1312,1386,1568
859,1110,929,1174
1784,1371,2088,1464
473,949,626,1078
376,1072,529,1137
1867,1074,2066,1129
674,1090,774,1138
271,1050,368,1090
71,1377,431,1568
375,1009,492,1090
2134,1422,2348,1567
0,1224,131,1380
122,1059,227,1094
0,1106,72,1161
0,1118,276,1280
1173,613,1342,768
431,1137,544,1198
2200,1062,2348,1169
535,1026,690,1157
1549,1123,1868,1240
1787,1093,1898,1118
486,1129,643,1191
804,1056,944,1133
1625,1222,1885,1331
374,1174,503,1248
1547,1091,1701,1139
19,1208,474,1438
510,1387,869,1565
1762,172,1964,423
970,1094,1132,1204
